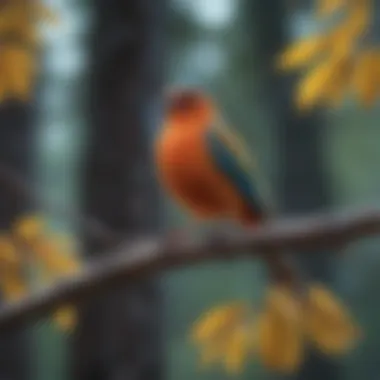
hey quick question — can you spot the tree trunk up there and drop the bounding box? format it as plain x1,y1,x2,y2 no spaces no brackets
277,107,339,380
248,0,340,379
0,102,34,380
70,0,166,379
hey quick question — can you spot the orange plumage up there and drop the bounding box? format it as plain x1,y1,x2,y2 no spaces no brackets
155,88,263,225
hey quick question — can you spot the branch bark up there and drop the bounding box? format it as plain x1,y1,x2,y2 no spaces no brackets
0,206,378,333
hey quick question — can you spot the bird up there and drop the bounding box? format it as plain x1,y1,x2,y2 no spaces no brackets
154,87,360,374
155,88,269,230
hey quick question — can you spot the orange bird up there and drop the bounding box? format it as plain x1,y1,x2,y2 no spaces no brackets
155,88,268,227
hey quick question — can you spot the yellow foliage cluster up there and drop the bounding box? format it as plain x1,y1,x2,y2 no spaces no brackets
277,0,380,110
0,214,81,332
191,283,360,374
0,0,57,102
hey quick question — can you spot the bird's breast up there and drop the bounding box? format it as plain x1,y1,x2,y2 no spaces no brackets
156,129,212,190
155,129,243,218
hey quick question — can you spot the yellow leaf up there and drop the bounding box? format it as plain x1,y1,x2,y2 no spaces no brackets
34,1,60,26
0,235,19,266
29,237,80,279
191,302,248,343
224,326,249,374
304,283,360,355
257,286,304,373
53,306,77,333
13,214,44,243
329,31,356,59
6,46,36,101
0,0,53,49
315,0,346,17
0,47,13,102
0,6,35,45
0,72,6,103
295,56,342,110
191,302,257,373
338,1,370,40
321,55,353,107
276,34,327,71
0,270,28,301
352,50,380,107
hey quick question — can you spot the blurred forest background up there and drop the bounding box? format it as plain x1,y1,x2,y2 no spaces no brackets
1,0,380,380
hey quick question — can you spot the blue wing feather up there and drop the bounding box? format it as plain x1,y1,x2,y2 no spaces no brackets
205,128,266,217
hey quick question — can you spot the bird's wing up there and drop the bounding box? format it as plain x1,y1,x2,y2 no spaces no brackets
205,123,267,217
213,119,255,172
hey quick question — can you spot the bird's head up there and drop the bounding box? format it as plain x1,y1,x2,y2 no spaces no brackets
164,88,215,129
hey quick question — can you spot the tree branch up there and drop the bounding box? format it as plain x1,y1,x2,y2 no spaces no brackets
0,206,378,333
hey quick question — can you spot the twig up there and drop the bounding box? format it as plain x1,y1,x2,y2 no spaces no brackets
0,206,378,332
0,163,119,246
